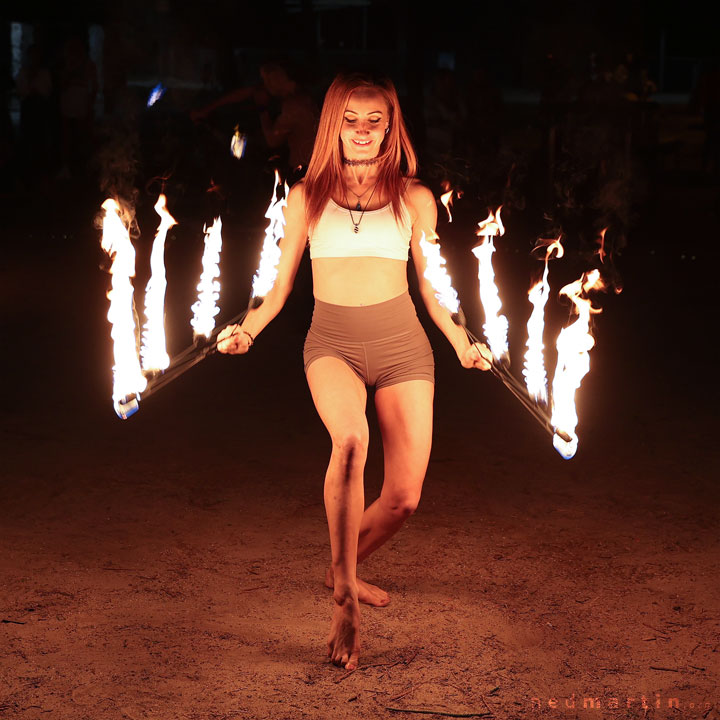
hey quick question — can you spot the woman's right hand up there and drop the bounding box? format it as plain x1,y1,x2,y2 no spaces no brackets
459,341,492,371
217,325,252,354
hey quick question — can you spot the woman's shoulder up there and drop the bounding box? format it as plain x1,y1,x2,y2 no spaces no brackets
402,177,433,201
402,178,435,216
284,179,310,229
287,178,307,205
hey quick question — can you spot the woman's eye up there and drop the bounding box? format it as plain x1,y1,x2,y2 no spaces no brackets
344,118,356,124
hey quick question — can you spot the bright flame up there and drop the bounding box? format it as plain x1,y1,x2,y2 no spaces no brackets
477,205,504,237
100,199,147,414
190,217,223,338
472,207,508,362
418,231,460,315
440,189,453,223
550,269,604,459
140,194,176,371
596,227,608,263
523,237,564,403
251,170,289,299
147,83,166,108
231,125,247,159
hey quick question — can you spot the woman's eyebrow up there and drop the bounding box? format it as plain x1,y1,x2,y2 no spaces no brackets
344,110,384,117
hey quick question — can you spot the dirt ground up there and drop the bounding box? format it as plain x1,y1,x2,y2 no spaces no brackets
2,157,719,719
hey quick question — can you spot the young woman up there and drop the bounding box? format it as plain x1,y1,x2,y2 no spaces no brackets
218,72,491,670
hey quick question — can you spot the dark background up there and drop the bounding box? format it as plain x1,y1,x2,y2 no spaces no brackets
1,2,718,718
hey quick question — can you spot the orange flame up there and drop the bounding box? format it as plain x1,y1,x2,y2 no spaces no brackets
190,217,223,338
100,198,147,414
252,170,289,300
550,269,604,459
140,194,177,371
476,205,505,238
523,237,564,404
596,227,608,263
419,231,460,315
440,189,454,223
472,206,508,361
230,125,247,159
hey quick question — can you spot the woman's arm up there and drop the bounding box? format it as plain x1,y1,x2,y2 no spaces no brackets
407,181,491,371
217,181,308,354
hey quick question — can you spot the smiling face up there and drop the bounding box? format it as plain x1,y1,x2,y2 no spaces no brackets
339,89,390,161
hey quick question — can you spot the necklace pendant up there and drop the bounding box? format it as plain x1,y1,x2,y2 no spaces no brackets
355,202,362,211
353,225,359,233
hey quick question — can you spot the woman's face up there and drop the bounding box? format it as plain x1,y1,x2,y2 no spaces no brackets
340,89,390,161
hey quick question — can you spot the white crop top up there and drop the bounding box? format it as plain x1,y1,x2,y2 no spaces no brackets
309,198,412,260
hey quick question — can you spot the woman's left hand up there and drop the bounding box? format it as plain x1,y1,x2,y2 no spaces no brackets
459,342,493,371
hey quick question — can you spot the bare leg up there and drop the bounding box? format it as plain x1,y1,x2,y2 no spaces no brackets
307,357,367,670
326,379,434,605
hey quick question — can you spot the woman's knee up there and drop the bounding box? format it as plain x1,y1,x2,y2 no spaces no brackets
331,429,369,467
380,488,422,519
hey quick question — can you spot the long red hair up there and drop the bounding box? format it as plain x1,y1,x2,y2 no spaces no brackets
302,72,417,232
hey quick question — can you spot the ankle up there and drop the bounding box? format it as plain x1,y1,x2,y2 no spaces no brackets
332,580,358,605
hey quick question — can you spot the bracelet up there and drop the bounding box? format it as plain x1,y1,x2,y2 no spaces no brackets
242,329,254,346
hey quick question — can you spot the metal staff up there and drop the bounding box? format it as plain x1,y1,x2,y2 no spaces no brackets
115,304,253,418
455,317,572,444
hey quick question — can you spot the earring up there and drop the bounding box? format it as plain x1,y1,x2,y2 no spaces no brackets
385,127,390,134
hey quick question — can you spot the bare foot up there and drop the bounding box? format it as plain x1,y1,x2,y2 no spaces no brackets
327,592,361,670
325,566,390,607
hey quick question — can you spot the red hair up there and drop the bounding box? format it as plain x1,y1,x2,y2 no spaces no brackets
302,73,418,232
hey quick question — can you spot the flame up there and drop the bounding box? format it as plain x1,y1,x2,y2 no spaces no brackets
523,237,564,403
140,194,176,371
596,227,608,263
440,189,453,223
147,83,166,108
476,205,504,237
251,170,289,300
190,217,223,338
472,207,508,362
418,231,460,315
550,269,604,459
100,199,147,415
231,125,247,159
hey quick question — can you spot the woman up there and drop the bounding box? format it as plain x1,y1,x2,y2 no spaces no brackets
218,72,491,670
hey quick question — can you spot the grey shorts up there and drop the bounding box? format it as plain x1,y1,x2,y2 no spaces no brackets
303,292,435,389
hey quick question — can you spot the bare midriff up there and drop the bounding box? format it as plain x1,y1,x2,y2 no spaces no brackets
311,257,409,306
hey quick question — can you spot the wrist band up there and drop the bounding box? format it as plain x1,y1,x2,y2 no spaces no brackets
242,329,254,345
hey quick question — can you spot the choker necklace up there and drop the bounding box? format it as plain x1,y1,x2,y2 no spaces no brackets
343,157,380,167
343,182,379,233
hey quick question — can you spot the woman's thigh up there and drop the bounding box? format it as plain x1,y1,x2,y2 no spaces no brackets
374,379,434,497
306,356,369,446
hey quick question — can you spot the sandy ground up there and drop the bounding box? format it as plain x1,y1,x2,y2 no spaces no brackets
1,163,719,720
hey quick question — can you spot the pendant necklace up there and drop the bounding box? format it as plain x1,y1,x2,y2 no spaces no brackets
344,181,379,233
347,183,375,211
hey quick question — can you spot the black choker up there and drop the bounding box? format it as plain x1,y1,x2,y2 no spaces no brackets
343,157,380,167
